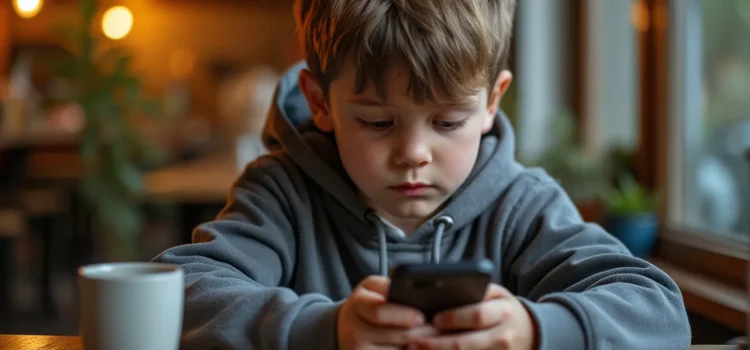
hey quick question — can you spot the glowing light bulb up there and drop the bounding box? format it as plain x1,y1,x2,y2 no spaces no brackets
102,6,133,40
13,0,44,19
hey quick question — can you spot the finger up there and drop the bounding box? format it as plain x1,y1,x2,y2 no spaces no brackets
358,345,399,350
365,325,440,346
351,285,385,308
359,345,400,350
357,301,426,328
415,327,508,350
484,283,512,300
360,275,392,296
432,299,512,331
351,285,424,328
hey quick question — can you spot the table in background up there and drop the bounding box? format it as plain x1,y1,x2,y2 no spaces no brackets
144,154,240,243
0,335,742,349
144,154,239,203
0,129,79,151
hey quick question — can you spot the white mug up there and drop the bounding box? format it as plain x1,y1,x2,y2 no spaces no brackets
77,262,184,350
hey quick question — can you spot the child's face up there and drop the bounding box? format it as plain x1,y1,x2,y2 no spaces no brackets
300,63,512,231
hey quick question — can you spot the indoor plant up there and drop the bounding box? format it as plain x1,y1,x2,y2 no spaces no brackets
50,0,163,259
602,172,659,258
530,110,608,222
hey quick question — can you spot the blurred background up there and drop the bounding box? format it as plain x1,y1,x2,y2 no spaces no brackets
0,0,747,345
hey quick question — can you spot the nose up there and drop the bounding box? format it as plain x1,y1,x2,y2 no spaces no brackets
393,130,432,168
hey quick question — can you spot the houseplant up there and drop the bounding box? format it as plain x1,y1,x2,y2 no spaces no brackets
530,110,608,222
50,0,163,259
602,172,659,258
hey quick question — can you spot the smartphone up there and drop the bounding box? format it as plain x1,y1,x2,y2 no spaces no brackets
387,259,495,321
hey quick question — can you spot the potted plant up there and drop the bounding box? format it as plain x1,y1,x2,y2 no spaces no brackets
530,110,608,223
602,172,659,258
49,0,163,260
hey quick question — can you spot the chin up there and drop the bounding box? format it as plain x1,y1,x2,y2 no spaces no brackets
384,200,443,220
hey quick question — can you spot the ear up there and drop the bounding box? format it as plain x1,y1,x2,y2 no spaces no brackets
483,70,513,133
299,69,333,132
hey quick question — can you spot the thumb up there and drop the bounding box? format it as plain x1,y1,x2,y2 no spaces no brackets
484,283,512,300
359,275,391,297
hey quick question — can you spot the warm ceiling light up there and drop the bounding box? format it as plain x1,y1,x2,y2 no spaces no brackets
101,6,133,40
13,0,44,19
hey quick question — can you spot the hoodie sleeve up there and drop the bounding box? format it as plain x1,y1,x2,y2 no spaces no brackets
503,173,691,350
152,160,341,350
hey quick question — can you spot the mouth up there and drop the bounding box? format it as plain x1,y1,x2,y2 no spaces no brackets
388,183,433,196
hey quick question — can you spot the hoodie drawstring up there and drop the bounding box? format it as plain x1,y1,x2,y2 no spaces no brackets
431,216,454,264
366,212,390,277
366,212,454,277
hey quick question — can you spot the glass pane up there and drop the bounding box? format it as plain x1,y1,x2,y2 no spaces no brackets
681,0,750,239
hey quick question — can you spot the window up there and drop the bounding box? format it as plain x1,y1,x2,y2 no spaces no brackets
667,0,750,241
652,0,750,333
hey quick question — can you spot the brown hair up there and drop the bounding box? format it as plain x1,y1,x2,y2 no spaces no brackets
295,0,516,105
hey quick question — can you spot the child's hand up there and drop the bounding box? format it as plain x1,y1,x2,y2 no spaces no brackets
337,275,439,350
412,284,538,350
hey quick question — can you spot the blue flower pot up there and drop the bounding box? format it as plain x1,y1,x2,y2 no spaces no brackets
604,213,659,259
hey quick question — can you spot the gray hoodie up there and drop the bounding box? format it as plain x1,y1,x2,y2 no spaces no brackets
153,62,691,350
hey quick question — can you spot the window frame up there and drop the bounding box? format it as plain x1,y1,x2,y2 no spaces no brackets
637,0,750,332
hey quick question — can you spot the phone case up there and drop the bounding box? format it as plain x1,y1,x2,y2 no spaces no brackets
387,259,495,321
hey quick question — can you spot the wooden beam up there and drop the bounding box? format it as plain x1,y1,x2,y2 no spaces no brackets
637,0,670,192
570,0,587,137
0,1,10,76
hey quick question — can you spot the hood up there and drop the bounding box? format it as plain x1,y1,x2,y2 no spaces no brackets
261,61,521,259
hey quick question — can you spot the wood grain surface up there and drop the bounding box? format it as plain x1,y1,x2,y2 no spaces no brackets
0,335,81,350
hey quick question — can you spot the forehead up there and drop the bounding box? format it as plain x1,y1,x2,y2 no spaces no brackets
329,61,484,108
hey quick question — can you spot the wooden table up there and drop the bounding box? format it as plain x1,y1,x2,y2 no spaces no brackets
144,154,239,203
0,335,741,349
0,335,81,349
144,153,242,243
0,129,79,150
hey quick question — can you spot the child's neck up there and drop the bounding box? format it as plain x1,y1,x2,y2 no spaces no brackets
375,212,425,236
359,192,428,235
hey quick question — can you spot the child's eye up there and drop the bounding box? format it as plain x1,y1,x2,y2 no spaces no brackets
433,119,468,131
358,119,393,130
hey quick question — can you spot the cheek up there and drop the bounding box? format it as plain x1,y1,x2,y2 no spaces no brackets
435,131,482,185
335,131,386,184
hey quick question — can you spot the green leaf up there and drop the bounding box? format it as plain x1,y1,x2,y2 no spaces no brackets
108,56,132,86
119,164,144,194
602,171,657,215
95,47,133,66
80,0,98,24
48,58,80,80
139,98,163,117
131,133,166,167
54,0,165,259
51,24,81,49
80,118,100,162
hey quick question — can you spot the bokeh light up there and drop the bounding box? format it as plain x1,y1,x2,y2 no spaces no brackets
102,6,134,40
13,0,44,19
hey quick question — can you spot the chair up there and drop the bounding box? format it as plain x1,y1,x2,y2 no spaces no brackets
0,206,24,312
19,187,68,315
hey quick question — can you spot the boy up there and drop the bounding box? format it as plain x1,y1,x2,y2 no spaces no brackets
154,0,691,349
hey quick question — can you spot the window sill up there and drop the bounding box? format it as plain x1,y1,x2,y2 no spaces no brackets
651,257,747,332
